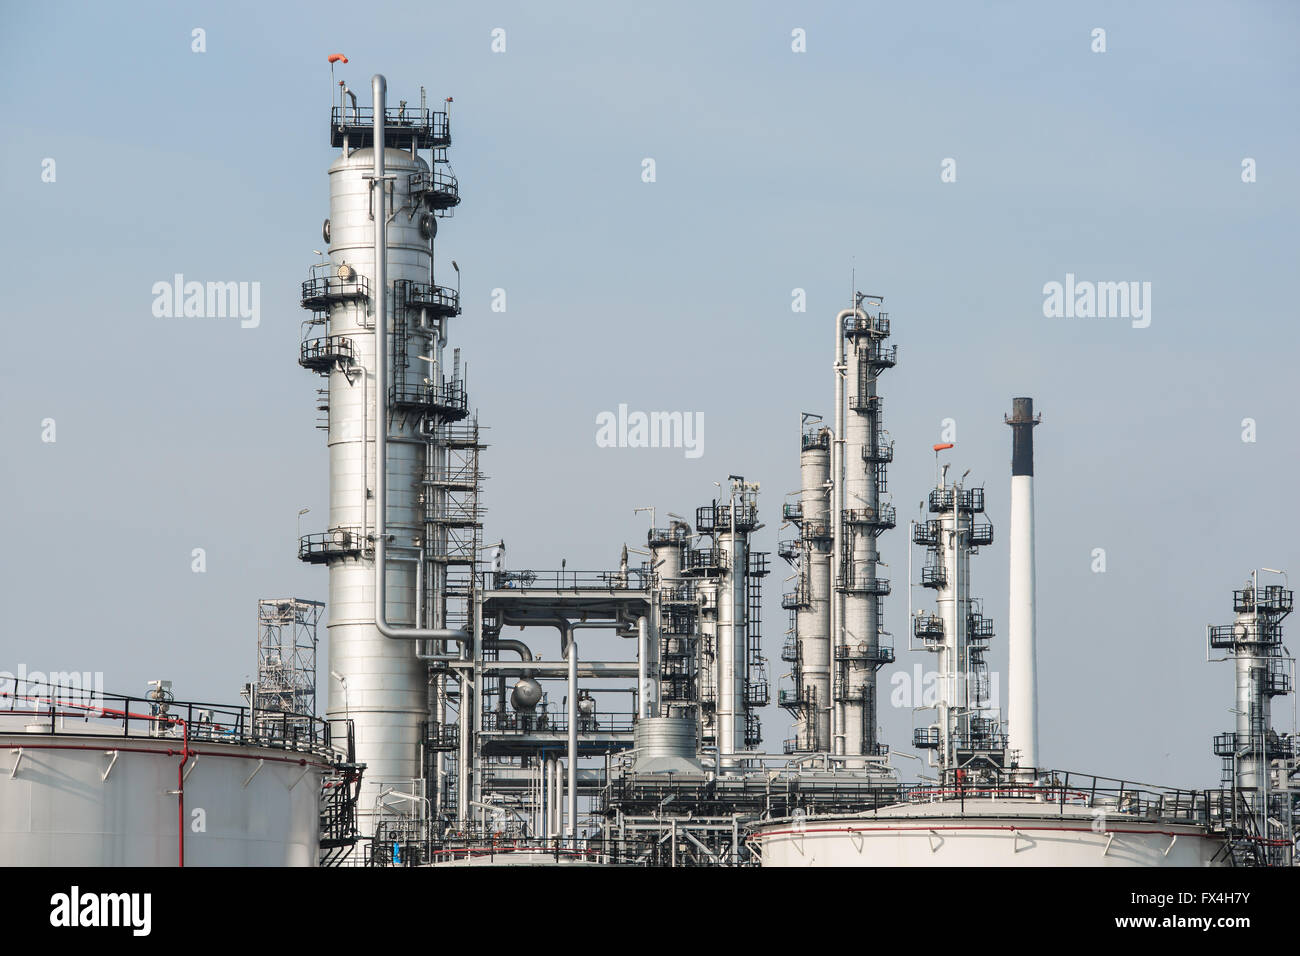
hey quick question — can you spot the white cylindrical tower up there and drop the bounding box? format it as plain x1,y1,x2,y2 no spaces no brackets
300,77,464,840
716,520,747,759
1005,398,1041,771
695,572,720,748
649,522,694,719
323,143,429,817
913,464,999,774
934,483,971,761
689,484,765,763
796,428,832,750
835,300,896,761
1233,604,1270,793
1210,582,1293,799
647,522,696,717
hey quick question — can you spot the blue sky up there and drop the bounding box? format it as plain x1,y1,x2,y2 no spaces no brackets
1,1,1297,786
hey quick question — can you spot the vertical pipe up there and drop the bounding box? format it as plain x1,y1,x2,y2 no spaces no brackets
545,756,552,837
830,309,846,754
567,633,577,844
556,755,564,839
433,672,445,817
359,369,367,542
1006,397,1040,771
638,616,648,719
554,755,562,837
547,755,556,837
369,73,467,646
457,657,470,825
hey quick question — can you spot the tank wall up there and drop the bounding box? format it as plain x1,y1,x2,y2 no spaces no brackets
755,818,1225,867
0,735,322,866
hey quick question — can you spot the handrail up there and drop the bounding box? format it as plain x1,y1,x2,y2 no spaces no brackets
0,678,348,760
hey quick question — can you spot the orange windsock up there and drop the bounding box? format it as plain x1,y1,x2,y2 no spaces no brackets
933,443,954,452
328,54,349,64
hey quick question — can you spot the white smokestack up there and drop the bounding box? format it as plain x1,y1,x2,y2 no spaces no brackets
1005,398,1040,770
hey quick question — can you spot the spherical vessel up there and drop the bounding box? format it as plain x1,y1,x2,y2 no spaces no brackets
510,678,542,712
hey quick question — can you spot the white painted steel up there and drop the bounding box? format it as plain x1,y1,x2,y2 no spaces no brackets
1007,473,1038,769
928,483,972,765
797,435,832,751
753,802,1226,867
1234,607,1268,792
830,310,849,755
567,637,577,841
716,529,746,762
323,105,436,833
0,730,322,866
839,312,886,761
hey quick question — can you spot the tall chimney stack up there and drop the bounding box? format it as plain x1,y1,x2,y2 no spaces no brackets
1005,398,1041,770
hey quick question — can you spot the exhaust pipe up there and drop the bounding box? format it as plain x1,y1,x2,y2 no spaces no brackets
1005,397,1041,770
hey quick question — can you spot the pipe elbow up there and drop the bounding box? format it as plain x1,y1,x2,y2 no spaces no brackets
484,638,533,662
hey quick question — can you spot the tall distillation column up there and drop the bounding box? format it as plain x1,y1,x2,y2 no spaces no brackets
650,522,697,720
835,295,897,760
1210,577,1295,864
299,74,465,836
687,479,768,762
1005,398,1041,771
779,422,833,752
911,461,1003,780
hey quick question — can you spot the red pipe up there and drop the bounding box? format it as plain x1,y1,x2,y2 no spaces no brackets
177,717,189,867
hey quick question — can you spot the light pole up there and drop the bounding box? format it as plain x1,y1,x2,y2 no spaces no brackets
330,669,350,724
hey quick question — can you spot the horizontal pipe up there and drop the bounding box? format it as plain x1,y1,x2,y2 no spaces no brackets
484,639,533,661
477,661,638,677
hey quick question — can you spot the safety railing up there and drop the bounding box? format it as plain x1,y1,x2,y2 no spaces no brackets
487,568,650,592
330,105,450,149
928,487,985,514
0,677,343,759
921,565,947,588
299,526,367,563
696,502,759,533
1233,586,1293,614
396,279,460,317
300,273,370,310
407,167,460,212
299,334,356,371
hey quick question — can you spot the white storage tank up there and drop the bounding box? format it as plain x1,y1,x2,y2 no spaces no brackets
0,690,337,866
750,798,1228,867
